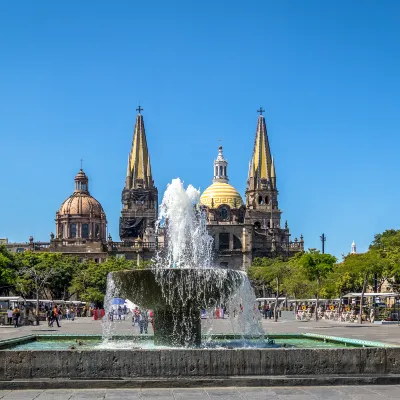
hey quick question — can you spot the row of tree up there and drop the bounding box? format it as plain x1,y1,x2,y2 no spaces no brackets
248,229,400,323
0,248,148,315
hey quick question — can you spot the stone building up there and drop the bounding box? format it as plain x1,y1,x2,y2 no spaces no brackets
198,112,303,270
5,108,303,270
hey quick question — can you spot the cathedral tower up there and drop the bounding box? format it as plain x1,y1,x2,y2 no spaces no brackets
245,109,302,258
245,110,281,230
119,107,158,242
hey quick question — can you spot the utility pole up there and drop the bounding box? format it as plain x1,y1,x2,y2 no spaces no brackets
320,233,326,254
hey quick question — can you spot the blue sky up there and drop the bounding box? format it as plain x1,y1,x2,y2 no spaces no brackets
1,1,399,259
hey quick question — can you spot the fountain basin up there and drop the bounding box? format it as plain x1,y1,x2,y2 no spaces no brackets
111,268,245,346
0,334,398,387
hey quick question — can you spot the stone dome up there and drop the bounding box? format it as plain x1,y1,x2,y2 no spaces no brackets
59,193,105,217
58,169,106,218
200,182,243,209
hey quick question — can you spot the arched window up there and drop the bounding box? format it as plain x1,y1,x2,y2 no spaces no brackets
254,221,261,229
219,166,223,176
71,224,77,238
265,196,269,204
82,224,89,239
95,224,100,238
258,196,263,205
219,206,229,221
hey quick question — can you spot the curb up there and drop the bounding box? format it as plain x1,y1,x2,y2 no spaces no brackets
1,375,400,389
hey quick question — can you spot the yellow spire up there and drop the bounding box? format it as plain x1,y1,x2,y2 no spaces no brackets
271,155,276,188
126,110,153,189
248,113,273,187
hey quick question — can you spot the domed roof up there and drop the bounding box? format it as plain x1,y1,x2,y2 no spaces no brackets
200,182,243,209
58,168,106,218
59,193,105,217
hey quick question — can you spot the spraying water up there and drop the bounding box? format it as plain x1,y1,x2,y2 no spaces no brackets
155,178,213,269
103,178,264,346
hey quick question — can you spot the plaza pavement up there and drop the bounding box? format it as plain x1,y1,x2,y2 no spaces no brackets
0,386,400,399
0,314,399,345
1,316,400,398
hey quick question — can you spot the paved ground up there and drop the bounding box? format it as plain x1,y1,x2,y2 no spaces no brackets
0,386,400,399
1,317,400,398
1,314,399,345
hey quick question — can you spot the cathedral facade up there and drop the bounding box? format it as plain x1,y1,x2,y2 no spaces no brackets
116,108,303,270
6,108,303,270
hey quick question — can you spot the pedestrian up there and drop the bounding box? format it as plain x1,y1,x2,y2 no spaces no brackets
50,305,60,328
12,306,20,328
7,307,13,325
70,306,75,321
138,310,148,334
66,307,70,320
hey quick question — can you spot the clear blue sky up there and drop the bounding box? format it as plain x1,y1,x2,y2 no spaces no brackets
1,1,399,259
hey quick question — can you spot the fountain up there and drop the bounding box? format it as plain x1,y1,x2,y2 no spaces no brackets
107,178,263,347
0,179,394,387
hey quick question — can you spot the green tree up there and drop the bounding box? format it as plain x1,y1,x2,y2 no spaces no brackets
370,229,400,292
341,250,385,323
249,257,290,321
69,257,135,305
298,250,336,321
0,245,17,295
14,252,57,323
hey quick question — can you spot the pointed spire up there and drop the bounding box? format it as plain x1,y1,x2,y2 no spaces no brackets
247,111,273,189
271,155,276,189
351,241,357,254
125,154,131,189
126,109,154,189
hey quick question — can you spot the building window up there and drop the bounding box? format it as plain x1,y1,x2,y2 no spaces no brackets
71,224,77,238
95,224,100,238
265,196,269,204
82,224,89,239
254,221,261,229
219,206,229,221
258,196,263,205
219,233,230,250
233,235,242,249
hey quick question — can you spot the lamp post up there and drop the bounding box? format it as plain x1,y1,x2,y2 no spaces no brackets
320,233,326,254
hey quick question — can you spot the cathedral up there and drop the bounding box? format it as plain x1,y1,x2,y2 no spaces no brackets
5,108,303,270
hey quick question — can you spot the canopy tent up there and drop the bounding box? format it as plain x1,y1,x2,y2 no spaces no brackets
343,293,399,298
256,297,288,301
0,297,24,302
112,298,125,305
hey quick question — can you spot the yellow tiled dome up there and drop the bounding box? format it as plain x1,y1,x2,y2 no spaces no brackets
200,182,243,209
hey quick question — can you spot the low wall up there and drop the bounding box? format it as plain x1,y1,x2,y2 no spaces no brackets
1,347,400,379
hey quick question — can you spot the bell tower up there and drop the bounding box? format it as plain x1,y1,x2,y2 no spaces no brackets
119,107,158,242
245,108,281,230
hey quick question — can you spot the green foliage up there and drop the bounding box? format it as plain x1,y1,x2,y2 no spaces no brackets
0,245,18,293
298,250,337,287
69,256,135,305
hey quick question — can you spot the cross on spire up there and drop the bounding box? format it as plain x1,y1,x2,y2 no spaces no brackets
136,105,143,114
257,107,265,116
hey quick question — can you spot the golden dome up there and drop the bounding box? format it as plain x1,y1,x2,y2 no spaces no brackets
59,193,105,217
200,182,243,209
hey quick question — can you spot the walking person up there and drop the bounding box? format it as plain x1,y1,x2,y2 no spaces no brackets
7,308,13,325
50,305,60,328
66,307,70,320
138,310,148,334
12,306,20,328
70,306,75,321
